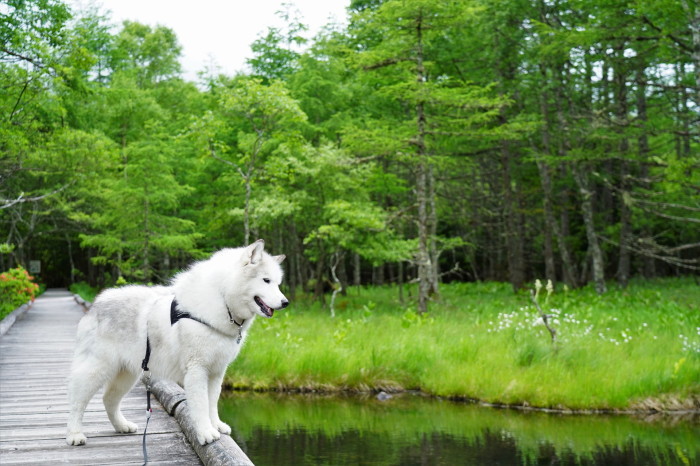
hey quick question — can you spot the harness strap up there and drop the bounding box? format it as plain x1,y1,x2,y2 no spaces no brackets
171,298,245,343
170,298,211,326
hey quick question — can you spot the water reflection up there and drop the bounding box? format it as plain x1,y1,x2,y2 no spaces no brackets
219,392,698,466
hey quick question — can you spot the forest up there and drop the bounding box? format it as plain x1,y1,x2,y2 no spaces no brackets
2,0,699,313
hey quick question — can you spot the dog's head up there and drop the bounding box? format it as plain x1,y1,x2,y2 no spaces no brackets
238,239,288,319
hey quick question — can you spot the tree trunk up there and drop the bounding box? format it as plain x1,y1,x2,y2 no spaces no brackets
427,163,440,296
414,11,431,314
681,0,700,106
500,139,526,292
287,222,299,299
353,252,361,286
573,166,607,294
373,264,384,286
614,45,631,288
551,65,580,288
329,251,344,317
142,188,150,281
313,246,326,305
636,68,656,278
398,260,405,304
416,158,431,313
536,75,556,283
242,170,252,245
536,160,557,283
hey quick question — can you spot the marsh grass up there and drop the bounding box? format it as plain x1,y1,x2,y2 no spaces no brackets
231,278,699,409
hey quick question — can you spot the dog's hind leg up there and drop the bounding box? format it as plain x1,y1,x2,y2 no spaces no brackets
103,369,139,434
66,356,110,445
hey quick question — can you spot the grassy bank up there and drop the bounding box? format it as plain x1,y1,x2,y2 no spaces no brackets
226,278,700,411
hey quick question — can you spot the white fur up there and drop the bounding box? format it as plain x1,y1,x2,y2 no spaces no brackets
66,240,287,446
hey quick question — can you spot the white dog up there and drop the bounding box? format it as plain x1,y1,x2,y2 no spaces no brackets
66,240,288,446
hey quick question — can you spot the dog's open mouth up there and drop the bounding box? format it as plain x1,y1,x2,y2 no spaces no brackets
254,296,274,317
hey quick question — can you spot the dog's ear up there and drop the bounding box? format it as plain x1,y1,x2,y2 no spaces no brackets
247,239,265,265
273,254,286,264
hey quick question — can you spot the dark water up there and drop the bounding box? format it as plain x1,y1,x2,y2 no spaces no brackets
219,393,699,466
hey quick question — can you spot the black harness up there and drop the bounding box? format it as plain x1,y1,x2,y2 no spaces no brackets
141,298,245,371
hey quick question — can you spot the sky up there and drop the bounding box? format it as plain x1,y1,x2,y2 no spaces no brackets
68,0,350,82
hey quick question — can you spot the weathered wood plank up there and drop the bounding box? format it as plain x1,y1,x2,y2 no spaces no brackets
0,432,196,465
0,416,182,441
0,290,202,466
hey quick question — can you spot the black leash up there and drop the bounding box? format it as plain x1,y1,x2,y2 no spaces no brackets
141,337,152,465
141,389,152,465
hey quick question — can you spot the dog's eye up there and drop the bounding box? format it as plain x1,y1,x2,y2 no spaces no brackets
263,278,270,284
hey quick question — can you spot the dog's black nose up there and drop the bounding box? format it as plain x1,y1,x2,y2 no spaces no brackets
280,300,289,309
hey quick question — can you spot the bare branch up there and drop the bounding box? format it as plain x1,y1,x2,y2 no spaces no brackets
632,198,700,213
1,48,46,69
599,235,700,270
638,207,700,224
641,16,693,53
529,290,557,344
208,140,237,168
328,251,344,318
1,182,74,209
363,57,409,70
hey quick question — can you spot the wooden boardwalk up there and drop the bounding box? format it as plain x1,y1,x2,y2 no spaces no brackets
0,289,202,465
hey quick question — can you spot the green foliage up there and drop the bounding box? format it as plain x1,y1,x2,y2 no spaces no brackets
68,281,98,303
229,278,700,409
78,132,200,279
247,4,308,82
1,0,697,304
110,21,182,85
0,266,40,319
1,0,71,66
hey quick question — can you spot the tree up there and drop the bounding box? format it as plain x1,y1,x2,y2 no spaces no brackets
110,21,182,86
78,132,199,281
351,0,508,311
196,77,306,244
247,4,308,82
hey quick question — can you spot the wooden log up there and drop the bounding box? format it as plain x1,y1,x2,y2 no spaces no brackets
144,377,254,466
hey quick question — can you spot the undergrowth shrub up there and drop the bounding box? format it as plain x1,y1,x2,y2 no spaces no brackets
0,266,40,320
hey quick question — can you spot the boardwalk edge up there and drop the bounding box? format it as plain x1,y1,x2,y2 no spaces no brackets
0,301,32,337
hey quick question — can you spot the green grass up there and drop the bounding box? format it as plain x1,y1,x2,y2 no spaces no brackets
69,281,99,303
226,278,700,411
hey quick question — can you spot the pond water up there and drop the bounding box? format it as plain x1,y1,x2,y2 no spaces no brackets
219,392,698,466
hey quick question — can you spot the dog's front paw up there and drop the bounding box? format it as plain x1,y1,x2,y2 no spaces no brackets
196,426,221,445
213,420,231,435
114,420,138,433
66,432,87,446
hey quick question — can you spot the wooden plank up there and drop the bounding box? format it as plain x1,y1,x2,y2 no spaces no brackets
0,290,202,465
0,416,182,441
0,432,197,465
